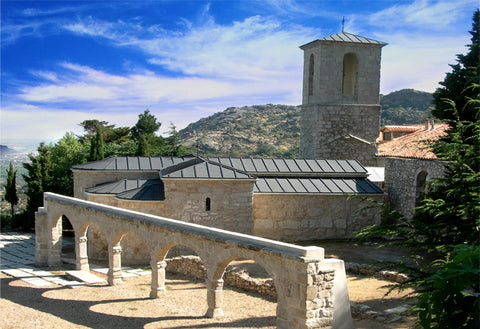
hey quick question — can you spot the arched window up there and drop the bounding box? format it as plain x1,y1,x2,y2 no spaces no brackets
205,197,211,211
415,171,428,207
308,54,314,96
342,53,357,95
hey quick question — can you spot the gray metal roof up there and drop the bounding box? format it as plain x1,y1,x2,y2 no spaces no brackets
116,181,165,201
72,156,196,171
162,158,254,179
300,32,387,49
85,179,165,200
207,157,367,177
254,177,383,194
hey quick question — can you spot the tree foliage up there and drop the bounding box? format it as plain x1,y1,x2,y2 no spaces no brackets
432,9,479,123
21,110,191,225
4,162,19,216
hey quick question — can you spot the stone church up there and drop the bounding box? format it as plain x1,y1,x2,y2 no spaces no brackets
71,32,392,263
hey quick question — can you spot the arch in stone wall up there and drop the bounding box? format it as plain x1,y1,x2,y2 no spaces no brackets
415,170,429,207
342,52,357,96
206,252,283,319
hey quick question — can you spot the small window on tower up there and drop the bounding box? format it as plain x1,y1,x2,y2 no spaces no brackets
205,197,211,211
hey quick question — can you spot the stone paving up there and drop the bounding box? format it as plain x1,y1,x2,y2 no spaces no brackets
0,232,150,288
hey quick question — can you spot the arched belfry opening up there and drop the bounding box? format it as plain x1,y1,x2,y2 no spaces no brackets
308,54,314,96
342,52,357,96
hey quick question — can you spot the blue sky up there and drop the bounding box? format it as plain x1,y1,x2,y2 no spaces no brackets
1,0,477,148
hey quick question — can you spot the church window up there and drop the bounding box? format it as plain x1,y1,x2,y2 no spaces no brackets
342,53,357,95
205,197,211,211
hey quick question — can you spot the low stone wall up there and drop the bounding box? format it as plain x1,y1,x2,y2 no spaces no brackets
166,256,277,297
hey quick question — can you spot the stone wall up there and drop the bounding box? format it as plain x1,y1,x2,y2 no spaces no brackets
384,157,446,218
301,42,383,105
162,178,254,234
300,104,380,166
253,194,383,241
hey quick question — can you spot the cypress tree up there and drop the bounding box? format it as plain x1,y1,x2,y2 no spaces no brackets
4,162,19,216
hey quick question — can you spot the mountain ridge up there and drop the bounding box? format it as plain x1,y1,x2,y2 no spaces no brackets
179,89,433,158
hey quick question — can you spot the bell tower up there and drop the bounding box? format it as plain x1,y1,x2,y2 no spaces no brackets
299,32,387,166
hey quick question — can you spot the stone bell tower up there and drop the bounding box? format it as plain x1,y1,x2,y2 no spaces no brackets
299,32,387,166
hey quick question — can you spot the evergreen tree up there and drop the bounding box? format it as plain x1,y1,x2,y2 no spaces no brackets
432,9,479,123
4,162,18,216
22,143,52,228
132,110,162,156
163,123,192,156
88,124,105,161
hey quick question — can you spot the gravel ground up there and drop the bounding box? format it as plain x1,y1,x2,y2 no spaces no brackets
1,269,416,329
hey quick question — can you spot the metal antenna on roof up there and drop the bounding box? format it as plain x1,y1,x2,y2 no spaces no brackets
342,16,345,32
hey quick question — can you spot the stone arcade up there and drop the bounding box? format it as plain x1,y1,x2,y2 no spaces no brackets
36,192,353,329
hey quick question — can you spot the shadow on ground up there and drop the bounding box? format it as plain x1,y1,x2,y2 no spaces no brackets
1,276,275,328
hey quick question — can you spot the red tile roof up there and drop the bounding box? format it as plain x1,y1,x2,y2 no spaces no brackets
377,123,449,159
380,125,422,133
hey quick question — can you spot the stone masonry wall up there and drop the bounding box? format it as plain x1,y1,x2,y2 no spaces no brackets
162,179,254,234
384,157,445,219
253,194,383,241
300,104,380,166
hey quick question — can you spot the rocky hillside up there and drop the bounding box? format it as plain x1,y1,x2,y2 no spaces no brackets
179,104,301,158
178,89,433,158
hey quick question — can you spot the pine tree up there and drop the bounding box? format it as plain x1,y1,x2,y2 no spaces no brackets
22,143,52,227
432,9,479,123
4,162,19,216
88,124,105,161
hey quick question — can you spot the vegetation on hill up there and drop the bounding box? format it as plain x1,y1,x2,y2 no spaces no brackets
179,104,301,158
178,90,433,157
380,89,433,125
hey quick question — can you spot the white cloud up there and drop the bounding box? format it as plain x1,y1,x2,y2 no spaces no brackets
369,0,477,31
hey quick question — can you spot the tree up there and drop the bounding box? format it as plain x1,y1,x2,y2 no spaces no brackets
132,109,161,137
50,133,89,196
88,124,105,161
432,9,479,123
163,123,192,156
132,110,162,156
22,143,52,228
4,162,18,216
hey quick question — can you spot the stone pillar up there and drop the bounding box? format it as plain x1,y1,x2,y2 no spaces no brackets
75,236,89,271
108,245,123,285
205,278,224,318
47,215,62,267
35,208,49,266
150,260,167,298
275,259,352,329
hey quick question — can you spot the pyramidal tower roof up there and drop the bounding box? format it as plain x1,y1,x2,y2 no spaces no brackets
300,32,387,49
